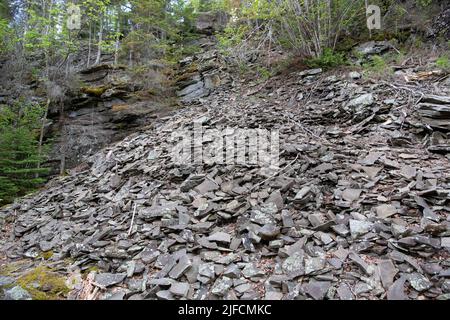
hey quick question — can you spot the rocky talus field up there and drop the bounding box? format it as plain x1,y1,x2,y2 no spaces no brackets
1,41,449,300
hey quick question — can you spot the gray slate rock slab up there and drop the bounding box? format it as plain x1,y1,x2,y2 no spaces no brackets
303,281,331,300
407,273,432,292
170,282,190,297
211,276,233,296
0,276,15,287
305,256,326,275
94,273,127,288
169,255,192,279
349,219,373,238
336,283,354,300
282,251,305,279
387,277,408,300
4,286,32,300
377,259,398,289
347,93,374,108
376,204,397,219
258,224,280,240
156,290,174,300
208,232,231,243
264,291,284,300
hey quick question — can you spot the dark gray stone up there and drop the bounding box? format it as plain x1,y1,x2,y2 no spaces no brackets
94,273,127,288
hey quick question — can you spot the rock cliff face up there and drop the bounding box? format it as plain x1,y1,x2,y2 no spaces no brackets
0,52,177,174
428,7,450,39
195,11,229,35
0,11,232,174
47,61,175,172
175,43,233,104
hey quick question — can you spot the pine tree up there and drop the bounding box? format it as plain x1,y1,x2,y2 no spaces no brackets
0,0,10,20
0,101,49,205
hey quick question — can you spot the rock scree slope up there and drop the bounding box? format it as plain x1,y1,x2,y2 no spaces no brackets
0,57,449,300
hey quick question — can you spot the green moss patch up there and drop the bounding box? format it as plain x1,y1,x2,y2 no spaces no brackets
39,251,54,260
81,86,109,97
0,260,30,276
16,266,70,300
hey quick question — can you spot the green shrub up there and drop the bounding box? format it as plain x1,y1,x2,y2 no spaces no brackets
0,18,14,54
305,48,347,69
217,24,249,54
216,0,364,61
436,55,450,70
416,0,432,7
362,55,392,76
256,66,272,81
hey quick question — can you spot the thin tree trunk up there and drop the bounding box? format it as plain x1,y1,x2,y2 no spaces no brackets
114,38,120,66
43,0,53,79
327,0,332,49
59,102,66,176
60,149,66,175
36,99,49,175
129,24,134,67
95,18,103,65
87,23,92,67
114,6,121,66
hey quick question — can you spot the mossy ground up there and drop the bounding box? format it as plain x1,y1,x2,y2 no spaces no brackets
82,265,100,276
39,251,54,260
0,260,29,276
16,265,70,300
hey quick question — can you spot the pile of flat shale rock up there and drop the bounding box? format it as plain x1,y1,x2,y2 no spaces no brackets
0,65,449,300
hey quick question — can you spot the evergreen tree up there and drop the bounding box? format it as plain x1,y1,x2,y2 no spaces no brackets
0,101,49,205
0,0,10,20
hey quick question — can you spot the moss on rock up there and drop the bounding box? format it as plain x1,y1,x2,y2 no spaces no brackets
39,251,54,260
81,86,109,97
17,266,70,300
